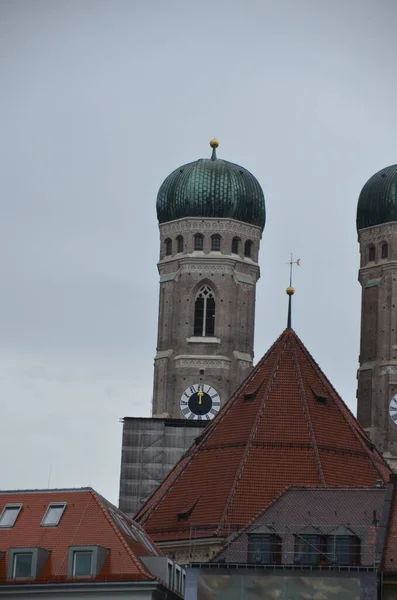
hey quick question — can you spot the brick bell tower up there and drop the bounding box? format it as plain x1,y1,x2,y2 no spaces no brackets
356,163,397,469
152,139,266,421
118,139,266,516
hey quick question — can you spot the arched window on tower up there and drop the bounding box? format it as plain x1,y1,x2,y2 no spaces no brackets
368,246,376,262
232,237,240,254
382,243,388,259
194,234,204,251
176,235,184,253
165,238,172,256
194,285,215,337
211,234,221,251
244,240,253,258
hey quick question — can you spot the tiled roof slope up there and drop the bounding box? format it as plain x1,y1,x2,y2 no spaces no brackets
135,329,390,541
0,488,160,583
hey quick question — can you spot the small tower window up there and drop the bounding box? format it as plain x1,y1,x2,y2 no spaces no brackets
194,285,215,337
176,235,184,253
232,237,240,254
244,240,253,258
211,234,221,251
165,238,172,256
368,246,375,262
194,234,204,251
382,243,388,259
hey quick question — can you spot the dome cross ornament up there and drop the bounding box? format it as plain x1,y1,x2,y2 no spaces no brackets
286,254,300,329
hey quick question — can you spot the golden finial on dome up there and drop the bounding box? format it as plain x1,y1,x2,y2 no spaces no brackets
209,138,219,149
286,286,295,296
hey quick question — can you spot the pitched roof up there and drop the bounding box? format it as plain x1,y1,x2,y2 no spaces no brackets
0,487,160,584
135,329,390,541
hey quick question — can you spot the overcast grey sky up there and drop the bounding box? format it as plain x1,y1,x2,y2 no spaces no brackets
1,0,397,505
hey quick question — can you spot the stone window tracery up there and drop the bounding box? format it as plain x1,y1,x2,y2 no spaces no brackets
194,285,215,337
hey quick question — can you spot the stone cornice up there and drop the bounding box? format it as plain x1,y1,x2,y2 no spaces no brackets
159,217,262,241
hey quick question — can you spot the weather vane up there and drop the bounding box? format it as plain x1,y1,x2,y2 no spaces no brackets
286,254,300,329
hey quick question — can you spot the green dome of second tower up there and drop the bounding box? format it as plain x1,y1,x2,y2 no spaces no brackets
156,140,266,230
357,164,397,230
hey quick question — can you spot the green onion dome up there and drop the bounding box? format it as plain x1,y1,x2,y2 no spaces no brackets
357,164,397,230
156,139,266,231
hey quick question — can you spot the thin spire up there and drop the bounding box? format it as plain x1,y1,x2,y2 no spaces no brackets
286,254,300,329
209,138,219,160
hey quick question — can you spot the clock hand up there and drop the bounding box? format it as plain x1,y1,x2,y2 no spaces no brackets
197,386,204,405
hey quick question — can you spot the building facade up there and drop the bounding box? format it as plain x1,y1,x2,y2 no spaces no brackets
357,164,397,469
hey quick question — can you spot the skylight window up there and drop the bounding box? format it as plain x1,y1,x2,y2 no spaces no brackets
41,503,66,526
0,504,22,528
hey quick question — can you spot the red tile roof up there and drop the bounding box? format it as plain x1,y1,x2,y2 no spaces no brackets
135,329,390,542
0,488,160,584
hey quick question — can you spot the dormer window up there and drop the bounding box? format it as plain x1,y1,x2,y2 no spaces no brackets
0,504,22,528
194,234,204,251
295,527,326,566
7,547,50,580
244,240,253,258
326,526,360,566
211,234,221,251
41,503,66,527
382,243,388,259
67,545,109,579
165,238,172,256
368,246,376,262
232,237,240,254
176,235,184,253
248,529,281,564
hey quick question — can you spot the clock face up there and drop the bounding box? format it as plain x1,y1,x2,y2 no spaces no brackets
180,384,221,421
390,394,397,424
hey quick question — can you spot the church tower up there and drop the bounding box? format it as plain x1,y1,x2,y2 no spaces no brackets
119,140,266,516
152,139,266,420
357,164,397,468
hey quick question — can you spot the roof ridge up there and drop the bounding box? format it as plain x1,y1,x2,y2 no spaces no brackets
293,332,390,479
92,491,154,579
216,332,290,530
290,334,325,485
